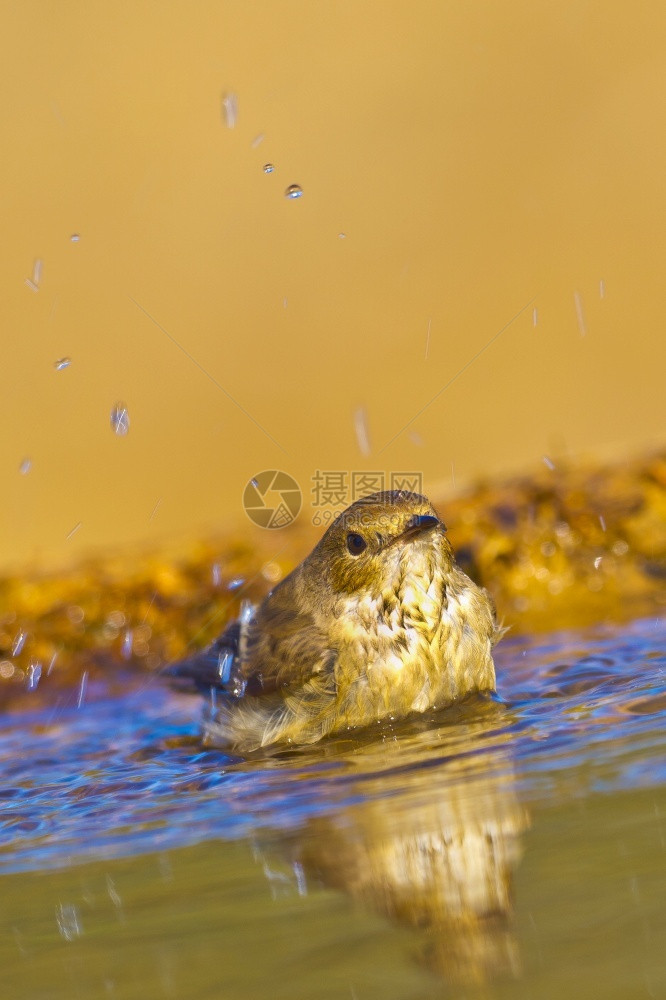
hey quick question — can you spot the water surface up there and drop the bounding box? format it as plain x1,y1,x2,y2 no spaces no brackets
1,615,665,999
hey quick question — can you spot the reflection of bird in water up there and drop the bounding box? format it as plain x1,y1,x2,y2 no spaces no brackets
250,710,528,988
170,491,501,752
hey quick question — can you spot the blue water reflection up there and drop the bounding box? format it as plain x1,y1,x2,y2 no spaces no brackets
0,615,664,873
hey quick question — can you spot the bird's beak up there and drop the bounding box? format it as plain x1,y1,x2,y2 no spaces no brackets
401,514,444,539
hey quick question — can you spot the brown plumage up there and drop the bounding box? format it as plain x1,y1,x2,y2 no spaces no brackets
170,491,501,752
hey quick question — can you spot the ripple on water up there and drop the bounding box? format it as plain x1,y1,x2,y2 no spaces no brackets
0,616,663,872
619,690,666,715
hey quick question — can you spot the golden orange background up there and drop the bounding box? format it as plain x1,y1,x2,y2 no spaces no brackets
3,1,666,570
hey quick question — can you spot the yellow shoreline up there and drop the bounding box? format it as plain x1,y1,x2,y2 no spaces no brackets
1,449,665,701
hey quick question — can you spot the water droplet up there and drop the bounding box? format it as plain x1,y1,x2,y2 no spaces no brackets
76,670,88,709
54,357,71,371
261,561,281,583
26,660,42,691
111,402,130,436
19,457,32,475
12,631,26,656
251,132,265,148
70,233,81,243
542,455,555,471
56,903,82,941
263,163,275,174
217,650,233,684
574,290,587,336
353,405,371,458
230,675,247,698
338,232,346,239
221,91,238,128
211,563,222,586
106,875,122,908
122,629,133,659
240,600,255,624
227,577,245,591
285,184,303,200
293,861,307,896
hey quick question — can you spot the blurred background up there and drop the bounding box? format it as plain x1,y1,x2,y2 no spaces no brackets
3,0,666,571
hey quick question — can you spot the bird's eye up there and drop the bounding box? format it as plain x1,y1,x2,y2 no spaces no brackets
346,532,367,555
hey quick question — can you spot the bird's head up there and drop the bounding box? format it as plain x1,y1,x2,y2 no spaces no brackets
304,491,450,599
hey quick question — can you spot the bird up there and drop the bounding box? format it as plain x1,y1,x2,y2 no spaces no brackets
168,491,501,753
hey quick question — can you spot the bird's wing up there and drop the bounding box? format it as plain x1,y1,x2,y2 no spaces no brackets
166,590,337,701
241,588,337,696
